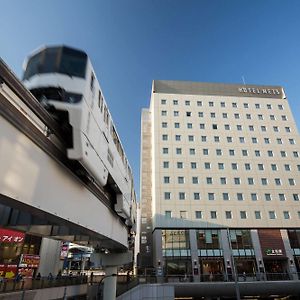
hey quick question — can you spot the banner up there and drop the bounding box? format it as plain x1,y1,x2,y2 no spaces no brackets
0,228,25,243
19,254,40,268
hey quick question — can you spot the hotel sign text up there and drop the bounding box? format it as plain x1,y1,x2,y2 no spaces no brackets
238,87,280,95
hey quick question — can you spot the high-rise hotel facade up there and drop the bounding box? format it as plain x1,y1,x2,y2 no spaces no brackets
139,80,300,281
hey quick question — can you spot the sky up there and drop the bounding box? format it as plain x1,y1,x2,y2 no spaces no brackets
1,0,300,198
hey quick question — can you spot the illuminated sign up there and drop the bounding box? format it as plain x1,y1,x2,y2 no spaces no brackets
0,229,25,243
238,87,281,95
60,242,69,260
19,254,40,268
265,248,283,256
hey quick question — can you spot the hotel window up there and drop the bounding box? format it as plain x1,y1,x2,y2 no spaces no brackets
255,211,261,219
252,137,257,144
214,136,220,142
269,211,276,219
225,124,230,130
232,163,238,170
180,211,187,219
197,101,202,106
293,151,299,158
265,193,271,201
164,176,170,184
239,137,245,143
255,103,260,109
174,122,180,128
187,123,193,129
234,177,241,185
186,112,191,117
203,149,209,155
185,100,190,106
222,113,228,118
267,104,272,109
280,151,287,157
192,177,199,184
178,177,184,184
220,102,225,107
293,194,299,201
216,149,222,156
289,139,296,145
273,126,279,132
248,178,254,185
161,99,167,104
242,150,248,156
255,150,260,157
227,137,233,143
284,164,290,171
173,100,178,105
270,115,275,120
229,149,235,156
162,134,168,141
275,178,281,185
200,123,205,129
220,177,227,184
177,162,183,168
232,102,237,108
279,194,285,201
161,110,167,116
261,178,268,185
278,104,284,110
261,126,267,132
234,113,240,119
163,161,169,168
162,122,167,128
264,138,270,144
223,193,229,200
191,162,197,169
208,193,215,200
277,138,283,144
288,178,295,186
190,148,195,155
246,114,251,119
179,192,185,200
209,101,214,107
218,163,224,170
240,211,247,219
258,114,263,120
211,112,216,118
298,165,300,171
267,150,274,157
164,192,171,200
206,177,213,184
283,211,290,219
251,193,257,201
237,193,244,201
244,103,249,108
245,163,251,170
188,135,194,142
258,164,264,170
281,115,287,121
165,211,172,218
271,164,278,171
174,111,179,116
226,211,232,219
194,193,200,200
205,162,211,169
198,112,204,117
237,125,242,131
212,124,218,129
163,148,169,154
285,127,291,133
195,211,202,219
201,136,207,142
175,135,181,141
210,211,217,219
249,125,254,131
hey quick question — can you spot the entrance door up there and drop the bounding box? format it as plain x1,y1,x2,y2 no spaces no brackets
264,259,288,280
200,258,224,281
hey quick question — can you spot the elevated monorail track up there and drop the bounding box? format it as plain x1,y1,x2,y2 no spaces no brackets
0,58,116,215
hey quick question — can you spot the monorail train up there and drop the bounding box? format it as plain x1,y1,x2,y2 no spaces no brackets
23,45,136,225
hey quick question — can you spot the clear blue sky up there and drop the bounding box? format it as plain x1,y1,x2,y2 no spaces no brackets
1,0,300,198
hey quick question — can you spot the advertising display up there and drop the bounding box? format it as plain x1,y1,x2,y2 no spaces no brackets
19,254,40,268
0,264,18,279
0,228,25,243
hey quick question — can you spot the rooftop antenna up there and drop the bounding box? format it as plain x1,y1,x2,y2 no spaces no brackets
242,75,246,85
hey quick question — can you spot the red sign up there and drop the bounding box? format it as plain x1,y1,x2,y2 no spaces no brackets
0,264,18,279
60,242,69,260
18,268,34,278
19,254,40,268
0,228,25,243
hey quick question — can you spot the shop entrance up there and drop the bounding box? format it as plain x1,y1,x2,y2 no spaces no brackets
234,257,257,281
200,258,224,281
165,258,192,282
264,259,289,280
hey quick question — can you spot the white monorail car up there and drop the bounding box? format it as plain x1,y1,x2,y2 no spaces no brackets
23,45,135,222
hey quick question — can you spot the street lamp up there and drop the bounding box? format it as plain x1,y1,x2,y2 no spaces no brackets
97,273,117,300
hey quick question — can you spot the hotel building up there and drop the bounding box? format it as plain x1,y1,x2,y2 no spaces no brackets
139,80,300,283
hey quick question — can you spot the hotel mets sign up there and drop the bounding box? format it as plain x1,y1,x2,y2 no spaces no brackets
238,87,281,96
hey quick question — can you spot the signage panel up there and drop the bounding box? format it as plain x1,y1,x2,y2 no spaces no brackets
0,229,25,243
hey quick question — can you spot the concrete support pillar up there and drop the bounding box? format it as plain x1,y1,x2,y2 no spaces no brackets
153,229,163,281
103,266,118,300
281,229,298,280
189,229,200,282
220,229,232,280
250,229,265,280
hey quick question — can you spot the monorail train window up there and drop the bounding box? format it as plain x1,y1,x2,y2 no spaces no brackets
98,91,103,112
23,53,41,80
90,73,94,91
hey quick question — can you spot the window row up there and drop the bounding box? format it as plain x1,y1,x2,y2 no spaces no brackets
161,99,284,110
163,192,299,201
165,210,297,220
